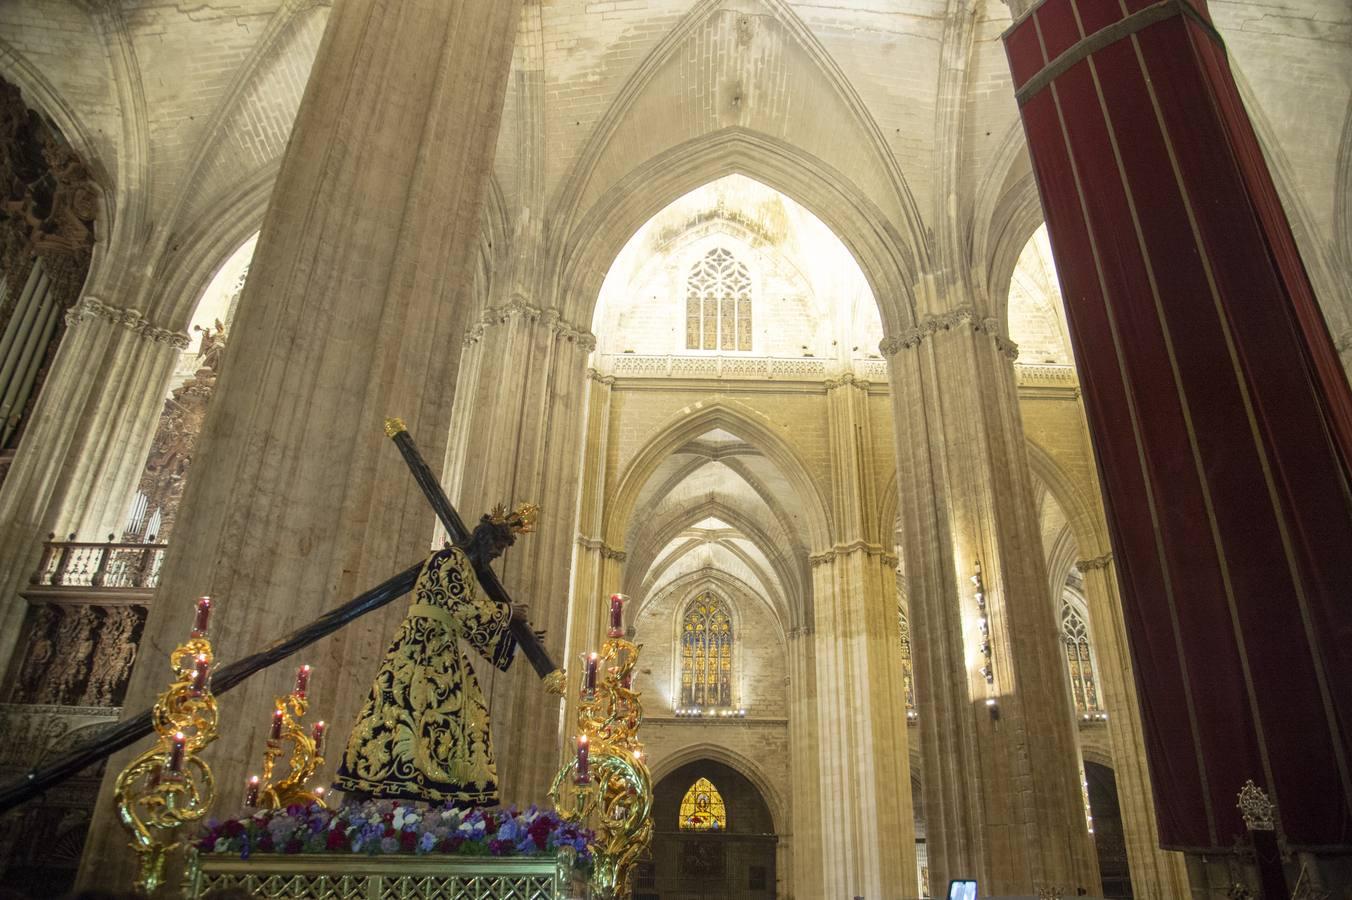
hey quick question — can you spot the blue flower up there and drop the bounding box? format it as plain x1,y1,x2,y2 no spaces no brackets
418,832,436,853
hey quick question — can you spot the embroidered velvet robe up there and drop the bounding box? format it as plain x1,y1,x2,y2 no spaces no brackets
335,547,516,804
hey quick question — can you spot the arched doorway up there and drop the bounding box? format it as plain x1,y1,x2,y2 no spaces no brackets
1085,760,1133,899
643,759,777,900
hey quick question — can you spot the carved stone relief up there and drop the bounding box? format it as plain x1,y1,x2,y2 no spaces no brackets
125,320,227,542
8,603,147,707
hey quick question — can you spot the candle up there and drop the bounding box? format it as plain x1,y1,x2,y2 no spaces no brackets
575,734,590,784
168,732,186,774
295,664,311,698
191,596,212,638
312,720,326,754
608,593,626,637
584,652,598,696
244,775,260,807
270,708,284,740
191,653,210,695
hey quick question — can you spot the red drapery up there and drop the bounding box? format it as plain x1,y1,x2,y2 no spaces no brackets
1005,0,1352,852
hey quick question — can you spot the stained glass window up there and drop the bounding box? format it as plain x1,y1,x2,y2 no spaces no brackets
1061,600,1101,713
680,593,733,707
686,248,752,351
678,777,727,831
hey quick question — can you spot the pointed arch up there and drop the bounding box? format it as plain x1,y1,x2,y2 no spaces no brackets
649,744,786,834
604,397,832,552
628,496,802,629
556,129,918,337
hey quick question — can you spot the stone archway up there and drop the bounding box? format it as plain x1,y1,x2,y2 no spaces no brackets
1085,760,1134,900
644,758,778,900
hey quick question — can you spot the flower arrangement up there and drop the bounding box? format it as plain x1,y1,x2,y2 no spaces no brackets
196,800,593,865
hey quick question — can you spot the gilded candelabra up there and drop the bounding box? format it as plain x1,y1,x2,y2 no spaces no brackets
115,598,219,895
253,672,327,809
548,624,653,899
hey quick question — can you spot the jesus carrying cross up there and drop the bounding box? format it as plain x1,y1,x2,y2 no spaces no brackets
328,419,563,808
334,502,539,806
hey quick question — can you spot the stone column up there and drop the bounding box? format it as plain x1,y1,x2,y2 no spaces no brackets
806,375,916,898
441,299,594,803
1007,0,1352,875
561,369,623,764
0,303,185,672
78,0,523,884
885,310,1100,896
1079,552,1190,899
786,626,818,900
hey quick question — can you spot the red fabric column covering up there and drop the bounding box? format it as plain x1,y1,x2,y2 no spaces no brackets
1004,0,1352,853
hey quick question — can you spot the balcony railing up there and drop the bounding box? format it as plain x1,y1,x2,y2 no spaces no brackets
30,534,166,591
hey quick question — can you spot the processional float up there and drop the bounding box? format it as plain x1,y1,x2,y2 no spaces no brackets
2,420,652,898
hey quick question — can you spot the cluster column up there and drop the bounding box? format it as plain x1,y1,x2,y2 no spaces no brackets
885,308,1100,896
0,304,184,669
806,375,916,898
441,299,594,803
78,0,524,885
1078,552,1190,899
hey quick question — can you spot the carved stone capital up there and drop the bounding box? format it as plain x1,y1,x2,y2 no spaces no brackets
65,297,191,349
1076,551,1114,572
576,535,626,562
463,297,596,350
586,368,617,386
879,306,1019,361
824,372,869,391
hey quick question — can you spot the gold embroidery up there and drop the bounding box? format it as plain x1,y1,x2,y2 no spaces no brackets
336,548,514,803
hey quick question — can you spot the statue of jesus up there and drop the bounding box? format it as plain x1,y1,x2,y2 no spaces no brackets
334,502,539,806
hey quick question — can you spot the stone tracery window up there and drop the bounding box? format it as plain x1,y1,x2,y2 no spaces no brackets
1061,599,1101,713
686,247,752,352
679,593,733,707
678,777,727,831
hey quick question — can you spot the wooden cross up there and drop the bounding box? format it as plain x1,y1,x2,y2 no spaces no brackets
383,417,559,679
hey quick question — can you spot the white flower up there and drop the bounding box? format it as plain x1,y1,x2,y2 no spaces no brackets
213,838,230,853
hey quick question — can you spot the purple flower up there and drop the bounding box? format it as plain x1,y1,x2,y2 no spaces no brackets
379,836,399,854
418,832,436,853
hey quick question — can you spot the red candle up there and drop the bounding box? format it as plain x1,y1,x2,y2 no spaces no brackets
168,732,186,774
295,664,311,699
584,652,598,696
575,734,590,784
244,775,260,807
311,720,326,754
608,594,625,637
270,708,284,740
191,653,210,696
191,596,212,638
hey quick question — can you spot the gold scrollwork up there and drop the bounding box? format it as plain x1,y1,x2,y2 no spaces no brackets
115,636,219,894
548,635,653,899
257,692,327,810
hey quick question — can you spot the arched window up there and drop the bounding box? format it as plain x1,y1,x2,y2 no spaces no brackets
686,247,752,352
678,777,727,831
680,593,733,707
1061,600,1101,713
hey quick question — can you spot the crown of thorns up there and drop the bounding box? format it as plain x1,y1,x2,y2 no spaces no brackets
487,502,539,535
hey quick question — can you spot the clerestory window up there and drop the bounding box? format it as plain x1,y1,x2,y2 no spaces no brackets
1061,600,1101,713
686,247,752,351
